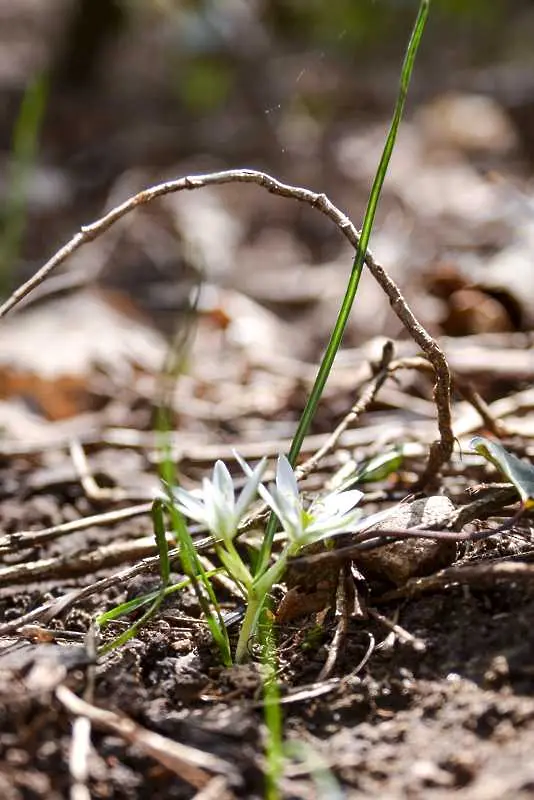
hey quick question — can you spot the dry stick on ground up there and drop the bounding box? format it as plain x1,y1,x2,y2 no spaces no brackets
0,169,453,484
0,532,175,585
367,607,426,651
376,560,534,603
0,502,152,554
317,564,352,681
67,627,97,800
450,484,518,530
69,439,129,502
453,380,512,438
67,713,91,800
286,491,524,573
0,421,434,462
56,684,239,791
0,551,176,636
192,777,232,800
388,356,512,439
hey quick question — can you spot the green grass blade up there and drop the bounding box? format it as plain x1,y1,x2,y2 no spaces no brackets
257,0,430,574
96,500,171,651
151,498,171,586
0,73,48,294
328,447,404,492
98,596,164,656
261,617,283,800
97,588,163,627
96,569,222,626
284,741,344,800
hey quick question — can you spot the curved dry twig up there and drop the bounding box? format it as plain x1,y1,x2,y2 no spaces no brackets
0,168,453,482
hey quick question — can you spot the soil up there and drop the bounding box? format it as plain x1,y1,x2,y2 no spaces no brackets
1,440,534,799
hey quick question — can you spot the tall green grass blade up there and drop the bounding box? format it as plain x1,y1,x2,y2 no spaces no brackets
155,280,201,487
257,0,430,574
0,73,48,295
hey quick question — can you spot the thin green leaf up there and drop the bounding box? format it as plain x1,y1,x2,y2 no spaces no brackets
284,741,344,800
0,72,48,293
471,435,534,509
150,281,233,662
166,500,232,665
151,498,170,586
261,616,283,800
97,589,161,625
98,595,163,656
96,571,222,627
329,448,404,492
355,448,404,484
257,0,430,574
98,499,172,651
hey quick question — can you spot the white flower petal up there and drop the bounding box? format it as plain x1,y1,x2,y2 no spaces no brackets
273,489,305,540
259,483,303,541
322,511,364,538
341,510,365,532
233,450,253,478
171,492,209,526
308,509,362,536
276,455,299,498
172,504,207,526
257,482,287,524
312,489,364,520
213,460,235,510
172,487,206,514
235,456,268,520
201,478,227,535
274,485,302,522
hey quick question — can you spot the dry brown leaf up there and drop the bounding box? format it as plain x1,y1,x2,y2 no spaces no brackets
0,289,167,419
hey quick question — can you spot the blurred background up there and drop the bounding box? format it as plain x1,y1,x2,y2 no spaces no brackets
0,0,533,434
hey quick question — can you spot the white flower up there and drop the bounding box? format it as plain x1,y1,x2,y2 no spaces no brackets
240,453,363,547
170,457,267,542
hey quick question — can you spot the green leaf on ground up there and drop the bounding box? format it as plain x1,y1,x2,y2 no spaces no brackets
471,435,534,509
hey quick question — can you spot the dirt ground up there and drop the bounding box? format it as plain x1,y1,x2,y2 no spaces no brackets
2,436,534,800
2,2,534,798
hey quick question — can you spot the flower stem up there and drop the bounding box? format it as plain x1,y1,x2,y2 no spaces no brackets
235,554,289,662
235,594,263,663
216,538,253,590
